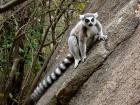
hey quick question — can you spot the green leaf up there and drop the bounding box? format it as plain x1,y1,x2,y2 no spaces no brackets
1,43,12,48
73,2,86,11
19,47,24,53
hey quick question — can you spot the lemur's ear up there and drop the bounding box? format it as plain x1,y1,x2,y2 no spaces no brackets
79,15,85,20
94,12,98,18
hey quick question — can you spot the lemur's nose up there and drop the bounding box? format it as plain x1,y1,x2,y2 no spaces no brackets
89,23,93,26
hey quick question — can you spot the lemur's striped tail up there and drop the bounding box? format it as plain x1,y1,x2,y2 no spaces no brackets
25,53,73,105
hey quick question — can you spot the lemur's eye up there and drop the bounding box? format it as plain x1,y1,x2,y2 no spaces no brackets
91,18,94,22
85,19,89,23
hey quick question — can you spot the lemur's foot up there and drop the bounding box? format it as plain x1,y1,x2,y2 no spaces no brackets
82,55,87,62
74,59,81,69
98,35,107,41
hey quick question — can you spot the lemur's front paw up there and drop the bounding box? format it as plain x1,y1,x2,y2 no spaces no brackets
82,56,87,62
98,35,107,41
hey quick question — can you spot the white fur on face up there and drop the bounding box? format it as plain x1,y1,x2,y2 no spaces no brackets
81,16,97,27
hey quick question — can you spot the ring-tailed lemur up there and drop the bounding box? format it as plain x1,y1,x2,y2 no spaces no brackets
68,12,107,68
25,12,107,105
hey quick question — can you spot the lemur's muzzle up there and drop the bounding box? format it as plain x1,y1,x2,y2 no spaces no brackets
89,23,93,26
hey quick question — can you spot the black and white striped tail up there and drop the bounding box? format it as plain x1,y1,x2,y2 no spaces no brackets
25,53,73,105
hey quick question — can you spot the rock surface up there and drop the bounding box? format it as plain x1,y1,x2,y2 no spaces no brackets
37,0,140,105
69,23,140,105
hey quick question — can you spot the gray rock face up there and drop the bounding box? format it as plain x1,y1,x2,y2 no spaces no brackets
37,0,140,105
69,23,140,105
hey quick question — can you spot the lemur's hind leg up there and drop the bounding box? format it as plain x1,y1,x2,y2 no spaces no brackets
68,35,81,68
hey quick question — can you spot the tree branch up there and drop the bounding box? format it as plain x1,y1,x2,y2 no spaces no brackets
43,25,69,47
0,0,28,13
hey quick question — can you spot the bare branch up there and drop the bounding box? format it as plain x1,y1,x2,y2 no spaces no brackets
0,0,33,27
0,0,28,13
43,25,69,47
1,58,20,105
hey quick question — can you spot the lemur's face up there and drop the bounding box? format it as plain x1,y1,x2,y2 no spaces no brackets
80,13,98,27
84,17,96,27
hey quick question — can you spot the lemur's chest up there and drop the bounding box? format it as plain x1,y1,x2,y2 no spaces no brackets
86,26,98,37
